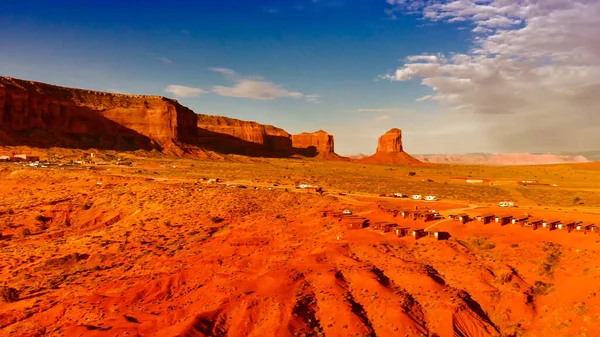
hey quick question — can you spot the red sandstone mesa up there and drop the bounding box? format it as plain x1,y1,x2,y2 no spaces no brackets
291,130,339,158
0,76,198,154
0,77,344,158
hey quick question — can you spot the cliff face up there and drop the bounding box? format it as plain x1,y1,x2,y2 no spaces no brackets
291,130,336,157
359,128,422,165
376,128,403,153
0,76,344,160
0,77,198,152
196,115,293,156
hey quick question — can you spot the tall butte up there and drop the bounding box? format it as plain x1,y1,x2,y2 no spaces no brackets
359,128,422,165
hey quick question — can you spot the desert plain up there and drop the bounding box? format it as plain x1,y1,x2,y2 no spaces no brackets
2,148,600,337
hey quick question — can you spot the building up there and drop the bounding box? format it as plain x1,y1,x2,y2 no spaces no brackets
541,219,559,230
453,213,469,224
395,227,410,237
511,216,529,225
495,215,513,225
412,228,426,239
0,155,10,162
557,221,576,232
477,214,495,224
586,224,598,234
382,223,399,233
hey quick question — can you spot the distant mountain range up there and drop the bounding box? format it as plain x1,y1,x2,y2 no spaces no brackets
413,152,594,165
344,152,600,165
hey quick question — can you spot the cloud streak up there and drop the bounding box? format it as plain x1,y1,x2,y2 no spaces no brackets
384,0,600,152
165,85,207,98
211,68,315,102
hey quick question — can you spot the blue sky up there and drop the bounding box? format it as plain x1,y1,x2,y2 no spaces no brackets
3,0,595,154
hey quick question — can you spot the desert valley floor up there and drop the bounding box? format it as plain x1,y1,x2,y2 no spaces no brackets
2,151,600,337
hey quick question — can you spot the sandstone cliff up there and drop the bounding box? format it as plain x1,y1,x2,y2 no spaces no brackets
0,77,198,154
359,128,422,165
376,128,403,153
197,114,293,157
0,76,344,159
291,130,337,158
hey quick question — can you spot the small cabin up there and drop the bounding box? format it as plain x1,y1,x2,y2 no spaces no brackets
346,222,365,230
412,228,426,239
419,212,438,222
557,221,576,232
586,224,598,234
477,214,495,224
524,219,542,228
454,213,469,223
495,215,513,225
574,222,586,233
382,223,399,233
511,216,529,225
395,227,410,237
371,221,386,230
425,230,440,240
541,219,559,230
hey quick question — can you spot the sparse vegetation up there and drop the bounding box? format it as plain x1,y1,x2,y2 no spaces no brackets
21,228,31,237
532,281,554,296
1,286,19,303
470,237,496,250
573,301,588,316
540,242,562,278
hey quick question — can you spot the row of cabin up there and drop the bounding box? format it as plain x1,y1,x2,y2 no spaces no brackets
455,212,599,235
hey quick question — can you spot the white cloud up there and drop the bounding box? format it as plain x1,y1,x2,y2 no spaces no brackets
384,0,600,152
210,68,236,77
158,57,172,64
356,109,389,113
375,115,390,121
165,85,207,98
306,95,321,103
211,68,307,101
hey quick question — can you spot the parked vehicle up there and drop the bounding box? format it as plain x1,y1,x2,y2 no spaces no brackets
342,209,352,215
411,195,422,200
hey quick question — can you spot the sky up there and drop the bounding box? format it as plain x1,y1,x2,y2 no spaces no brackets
1,0,599,155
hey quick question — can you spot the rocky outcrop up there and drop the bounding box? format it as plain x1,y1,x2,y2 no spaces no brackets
376,128,403,153
0,76,198,154
359,128,422,165
197,115,293,157
291,130,337,158
0,76,344,159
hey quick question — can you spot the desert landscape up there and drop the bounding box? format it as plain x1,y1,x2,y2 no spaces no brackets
1,77,600,337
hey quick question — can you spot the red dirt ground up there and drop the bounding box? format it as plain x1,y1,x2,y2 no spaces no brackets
2,166,600,337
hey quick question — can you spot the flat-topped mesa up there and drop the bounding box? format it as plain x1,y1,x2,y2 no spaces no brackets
376,128,403,153
0,77,198,153
291,130,336,157
196,114,293,156
359,128,422,165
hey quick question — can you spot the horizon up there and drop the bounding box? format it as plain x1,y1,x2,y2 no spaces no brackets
1,0,599,154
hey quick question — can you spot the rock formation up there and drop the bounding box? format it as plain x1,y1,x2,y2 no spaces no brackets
196,115,292,157
376,128,403,153
359,128,422,165
291,130,337,158
0,76,344,159
0,76,198,154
